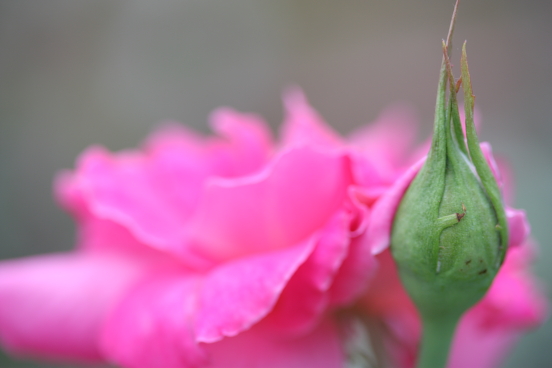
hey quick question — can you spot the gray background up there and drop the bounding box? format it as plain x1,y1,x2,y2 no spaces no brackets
0,1,550,367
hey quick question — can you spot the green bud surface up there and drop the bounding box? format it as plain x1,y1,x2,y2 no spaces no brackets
390,27,508,368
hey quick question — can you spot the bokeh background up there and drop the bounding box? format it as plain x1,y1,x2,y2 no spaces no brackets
0,1,551,367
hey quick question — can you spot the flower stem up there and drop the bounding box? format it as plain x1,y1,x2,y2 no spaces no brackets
416,315,458,368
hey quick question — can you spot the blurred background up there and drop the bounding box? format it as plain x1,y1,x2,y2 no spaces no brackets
0,0,551,367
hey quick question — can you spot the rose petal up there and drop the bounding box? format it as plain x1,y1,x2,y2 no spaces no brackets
448,320,518,368
280,87,343,148
55,172,158,256
195,239,315,343
349,104,419,172
56,116,273,264
187,146,353,262
263,211,351,335
101,274,207,368
102,265,345,368
57,146,192,255
0,253,147,363
329,187,377,306
204,319,344,368
349,105,420,190
208,107,273,176
506,208,530,248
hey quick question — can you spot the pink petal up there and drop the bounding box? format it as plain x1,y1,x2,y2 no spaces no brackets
348,153,388,193
349,104,419,171
208,107,273,176
506,208,530,248
0,253,148,363
329,187,377,306
57,169,213,270
262,211,351,335
75,215,173,258
56,117,273,264
348,104,420,190
56,171,159,255
204,319,344,368
493,154,515,205
100,274,208,368
366,158,425,255
187,146,353,262
57,146,193,255
102,264,345,368
147,113,273,179
280,88,343,148
448,322,518,368
328,230,377,308
195,240,315,343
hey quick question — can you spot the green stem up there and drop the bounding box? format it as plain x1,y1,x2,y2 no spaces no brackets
416,316,458,368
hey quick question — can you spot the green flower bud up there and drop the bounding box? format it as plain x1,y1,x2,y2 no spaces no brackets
390,13,508,367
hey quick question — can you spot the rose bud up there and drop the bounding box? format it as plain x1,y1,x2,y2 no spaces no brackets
390,40,508,367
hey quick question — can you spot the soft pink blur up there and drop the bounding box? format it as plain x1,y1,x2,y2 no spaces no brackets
0,90,546,368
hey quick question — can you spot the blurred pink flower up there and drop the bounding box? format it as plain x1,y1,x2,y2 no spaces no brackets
0,90,546,368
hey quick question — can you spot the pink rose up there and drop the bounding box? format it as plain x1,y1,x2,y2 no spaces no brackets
0,90,375,368
0,90,545,368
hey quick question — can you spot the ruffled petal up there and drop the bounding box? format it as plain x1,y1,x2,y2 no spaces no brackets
208,107,273,176
102,265,346,368
100,274,207,368
492,154,515,205
56,171,156,255
349,105,420,193
448,320,518,368
101,216,351,364
204,319,344,368
195,240,315,343
262,211,351,335
0,253,148,363
280,88,343,148
506,208,530,248
328,187,377,306
56,146,194,255
349,104,419,176
55,116,273,265
187,146,353,262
